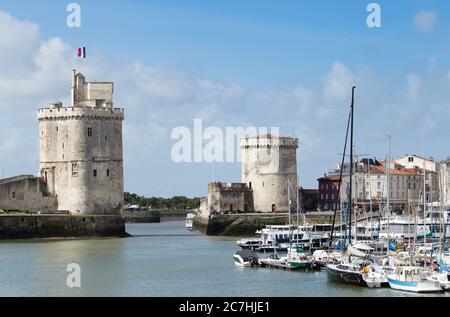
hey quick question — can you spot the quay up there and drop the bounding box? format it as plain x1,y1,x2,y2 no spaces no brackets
192,211,384,236
0,214,127,239
193,212,336,236
121,210,161,224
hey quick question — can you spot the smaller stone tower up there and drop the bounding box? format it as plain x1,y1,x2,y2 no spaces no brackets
38,70,124,215
241,135,299,213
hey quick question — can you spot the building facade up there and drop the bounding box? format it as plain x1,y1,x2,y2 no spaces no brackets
395,154,437,172
439,160,450,207
0,175,57,213
299,188,319,211
317,175,341,211
206,182,254,214
320,157,438,212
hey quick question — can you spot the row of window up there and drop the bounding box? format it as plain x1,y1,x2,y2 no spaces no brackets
326,191,432,200
93,169,110,177
320,183,339,190
48,127,109,141
370,174,420,181
320,194,336,200
71,163,110,178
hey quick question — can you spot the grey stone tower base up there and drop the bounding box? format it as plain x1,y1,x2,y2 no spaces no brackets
0,215,127,239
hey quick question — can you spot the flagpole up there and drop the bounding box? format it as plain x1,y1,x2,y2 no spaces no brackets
84,47,87,75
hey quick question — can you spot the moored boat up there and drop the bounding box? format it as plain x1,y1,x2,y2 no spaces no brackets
387,266,442,293
285,246,313,270
362,265,389,288
233,250,260,267
185,213,194,231
427,271,450,291
326,262,367,286
236,239,262,250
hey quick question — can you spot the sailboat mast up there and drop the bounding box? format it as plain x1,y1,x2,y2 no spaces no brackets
439,169,444,259
329,108,352,248
348,86,356,246
296,176,300,227
386,133,391,251
407,188,411,264
288,177,291,226
288,177,292,250
423,161,427,266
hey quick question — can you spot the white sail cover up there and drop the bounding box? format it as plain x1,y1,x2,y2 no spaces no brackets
348,245,367,258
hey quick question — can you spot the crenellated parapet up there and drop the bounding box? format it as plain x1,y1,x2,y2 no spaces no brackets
240,135,298,150
38,106,124,122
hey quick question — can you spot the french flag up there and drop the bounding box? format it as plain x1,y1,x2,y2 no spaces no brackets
77,47,86,58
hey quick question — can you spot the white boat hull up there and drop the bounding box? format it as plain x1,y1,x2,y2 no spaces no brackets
363,273,388,288
427,272,450,291
387,277,442,293
233,255,252,267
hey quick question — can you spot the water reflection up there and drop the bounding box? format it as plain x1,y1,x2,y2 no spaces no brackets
0,221,448,297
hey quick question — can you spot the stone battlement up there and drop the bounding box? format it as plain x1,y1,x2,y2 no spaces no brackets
0,175,36,185
38,106,124,121
208,182,251,192
240,136,298,149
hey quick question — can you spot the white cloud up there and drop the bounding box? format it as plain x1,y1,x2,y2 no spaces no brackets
0,11,39,77
320,62,355,117
413,11,438,32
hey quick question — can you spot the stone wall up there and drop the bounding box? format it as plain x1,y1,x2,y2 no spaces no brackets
0,215,126,239
121,210,161,223
193,214,290,236
207,182,254,213
0,176,57,213
193,212,337,236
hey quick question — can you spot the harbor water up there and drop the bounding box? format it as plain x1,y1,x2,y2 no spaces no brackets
0,220,448,297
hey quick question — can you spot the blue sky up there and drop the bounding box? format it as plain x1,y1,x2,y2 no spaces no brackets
1,1,450,197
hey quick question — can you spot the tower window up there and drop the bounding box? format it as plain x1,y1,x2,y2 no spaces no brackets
87,127,93,137
72,163,79,177
105,136,108,141
107,169,110,177
56,127,58,132
12,192,16,199
93,169,97,177
62,143,64,149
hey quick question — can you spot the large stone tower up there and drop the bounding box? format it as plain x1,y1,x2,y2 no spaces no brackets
38,70,124,215
241,135,298,213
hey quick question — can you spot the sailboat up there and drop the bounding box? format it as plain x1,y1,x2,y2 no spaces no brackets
387,160,442,293
326,86,372,286
427,171,450,290
260,178,313,270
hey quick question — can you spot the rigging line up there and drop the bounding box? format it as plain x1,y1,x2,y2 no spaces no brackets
329,108,352,248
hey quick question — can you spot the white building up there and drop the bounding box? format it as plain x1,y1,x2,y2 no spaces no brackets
338,159,433,210
395,155,437,172
439,160,450,207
